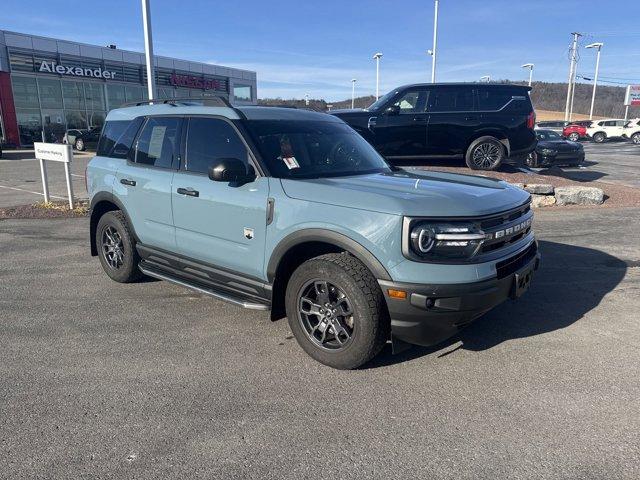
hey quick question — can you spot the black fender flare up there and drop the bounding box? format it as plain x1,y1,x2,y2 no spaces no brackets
266,229,392,282
89,192,138,255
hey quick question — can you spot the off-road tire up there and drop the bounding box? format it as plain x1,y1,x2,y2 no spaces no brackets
465,136,505,171
285,253,389,369
96,210,142,283
593,132,606,143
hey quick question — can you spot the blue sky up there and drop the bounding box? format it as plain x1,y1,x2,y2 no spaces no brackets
2,0,640,101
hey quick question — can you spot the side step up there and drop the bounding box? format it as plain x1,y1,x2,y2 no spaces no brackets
139,265,270,311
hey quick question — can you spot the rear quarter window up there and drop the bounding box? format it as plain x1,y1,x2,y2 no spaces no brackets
96,118,144,158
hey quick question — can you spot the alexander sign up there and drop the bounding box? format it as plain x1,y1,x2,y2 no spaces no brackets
39,60,117,80
169,73,223,91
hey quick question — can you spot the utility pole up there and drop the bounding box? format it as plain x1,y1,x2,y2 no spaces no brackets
430,0,439,83
586,42,603,120
373,53,383,99
141,0,157,101
564,32,581,122
351,78,357,109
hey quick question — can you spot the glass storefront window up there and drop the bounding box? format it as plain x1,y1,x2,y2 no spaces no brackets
106,84,126,110
42,109,65,143
65,110,88,130
62,81,85,110
88,111,106,129
233,85,252,102
84,82,106,110
125,85,146,103
38,78,63,109
16,108,43,145
157,88,174,100
12,76,40,109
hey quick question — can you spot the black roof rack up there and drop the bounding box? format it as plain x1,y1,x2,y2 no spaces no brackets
122,96,234,108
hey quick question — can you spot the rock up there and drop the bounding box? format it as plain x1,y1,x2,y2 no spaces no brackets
554,186,604,206
531,194,556,208
523,183,554,195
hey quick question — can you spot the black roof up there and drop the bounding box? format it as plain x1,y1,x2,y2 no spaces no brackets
393,82,532,91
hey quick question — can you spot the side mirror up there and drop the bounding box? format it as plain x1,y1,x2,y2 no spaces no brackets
208,158,255,183
385,104,400,116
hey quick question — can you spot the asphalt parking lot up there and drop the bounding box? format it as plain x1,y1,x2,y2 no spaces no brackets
1,206,639,478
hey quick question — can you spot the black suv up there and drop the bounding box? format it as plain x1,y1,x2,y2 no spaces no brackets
331,83,536,170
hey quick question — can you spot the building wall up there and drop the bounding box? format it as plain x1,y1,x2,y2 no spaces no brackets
0,30,257,147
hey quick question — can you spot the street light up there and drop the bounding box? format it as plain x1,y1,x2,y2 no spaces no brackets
304,93,309,106
585,42,604,120
430,0,439,83
480,75,491,83
141,0,157,100
351,78,357,109
373,52,383,99
521,63,534,87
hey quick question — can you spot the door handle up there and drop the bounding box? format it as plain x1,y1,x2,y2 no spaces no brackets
120,178,136,186
367,116,377,130
177,187,199,197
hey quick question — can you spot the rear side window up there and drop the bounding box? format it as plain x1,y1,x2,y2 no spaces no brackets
477,87,514,111
96,118,144,159
428,87,474,112
184,118,249,174
134,117,180,169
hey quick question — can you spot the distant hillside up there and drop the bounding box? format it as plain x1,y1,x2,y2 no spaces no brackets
259,81,639,119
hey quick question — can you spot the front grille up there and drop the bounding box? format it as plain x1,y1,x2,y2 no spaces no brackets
496,242,538,279
478,202,533,254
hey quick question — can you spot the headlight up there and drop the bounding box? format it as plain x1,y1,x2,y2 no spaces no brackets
540,148,557,156
409,222,486,260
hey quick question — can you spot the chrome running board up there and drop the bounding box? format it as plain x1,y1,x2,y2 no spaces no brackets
139,266,270,311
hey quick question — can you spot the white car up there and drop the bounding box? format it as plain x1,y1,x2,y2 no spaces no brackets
586,119,627,143
622,118,640,145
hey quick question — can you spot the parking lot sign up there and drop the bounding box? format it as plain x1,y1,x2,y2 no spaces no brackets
34,142,75,209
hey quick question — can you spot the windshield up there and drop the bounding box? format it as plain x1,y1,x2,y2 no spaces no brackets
367,90,397,111
536,130,561,140
244,120,392,179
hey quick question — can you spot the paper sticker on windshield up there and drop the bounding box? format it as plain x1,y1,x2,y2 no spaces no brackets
283,156,300,169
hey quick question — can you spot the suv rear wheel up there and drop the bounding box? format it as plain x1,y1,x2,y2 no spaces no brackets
285,253,389,369
465,137,505,170
593,132,606,143
96,211,142,283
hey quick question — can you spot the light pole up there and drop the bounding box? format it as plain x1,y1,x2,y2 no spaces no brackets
373,53,383,99
521,63,534,87
141,0,157,100
585,42,603,120
430,0,439,83
351,78,357,109
480,75,491,83
304,93,309,106
564,32,582,122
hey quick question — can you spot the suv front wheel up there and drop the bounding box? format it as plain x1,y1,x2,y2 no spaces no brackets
96,211,142,283
465,137,505,170
631,132,640,145
285,253,389,369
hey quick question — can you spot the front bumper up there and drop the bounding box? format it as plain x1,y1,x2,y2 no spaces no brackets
536,150,585,167
379,241,540,349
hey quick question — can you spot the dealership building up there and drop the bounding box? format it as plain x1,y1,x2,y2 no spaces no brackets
0,30,257,147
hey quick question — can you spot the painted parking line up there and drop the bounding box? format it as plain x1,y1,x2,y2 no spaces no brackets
0,184,66,200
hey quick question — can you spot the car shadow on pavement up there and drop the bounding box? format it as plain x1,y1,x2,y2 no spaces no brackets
365,240,628,369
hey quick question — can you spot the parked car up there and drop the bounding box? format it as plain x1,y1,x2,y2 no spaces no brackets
586,119,627,143
526,129,585,167
622,118,640,144
562,123,590,142
87,99,540,369
535,120,567,134
330,83,536,171
63,127,101,151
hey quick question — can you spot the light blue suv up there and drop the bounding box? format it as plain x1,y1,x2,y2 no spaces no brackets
87,98,540,369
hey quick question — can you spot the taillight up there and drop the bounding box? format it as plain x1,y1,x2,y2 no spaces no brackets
527,111,536,130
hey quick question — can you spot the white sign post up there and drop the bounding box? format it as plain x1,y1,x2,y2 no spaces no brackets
34,143,75,209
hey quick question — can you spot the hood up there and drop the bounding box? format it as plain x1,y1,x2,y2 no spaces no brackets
280,169,530,217
330,108,369,117
537,139,582,152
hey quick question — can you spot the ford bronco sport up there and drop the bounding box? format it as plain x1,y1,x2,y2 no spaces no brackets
87,98,540,369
